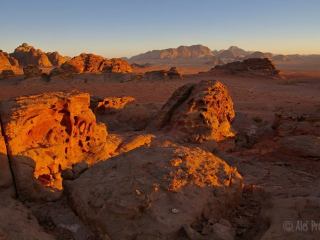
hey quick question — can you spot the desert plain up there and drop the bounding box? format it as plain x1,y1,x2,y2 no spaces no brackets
0,43,320,240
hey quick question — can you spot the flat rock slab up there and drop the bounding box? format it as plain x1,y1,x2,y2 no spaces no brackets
65,145,242,239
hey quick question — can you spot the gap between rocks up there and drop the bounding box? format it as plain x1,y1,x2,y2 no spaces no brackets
0,112,18,198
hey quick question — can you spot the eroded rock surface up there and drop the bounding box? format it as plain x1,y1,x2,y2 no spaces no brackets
151,80,235,142
0,92,108,200
65,145,242,239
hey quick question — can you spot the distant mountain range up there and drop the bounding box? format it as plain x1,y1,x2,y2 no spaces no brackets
128,45,320,67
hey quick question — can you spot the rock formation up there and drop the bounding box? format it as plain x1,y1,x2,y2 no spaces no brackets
46,51,68,66
91,96,135,114
11,43,52,68
215,46,250,62
167,67,182,79
56,53,132,75
0,92,108,200
23,65,42,78
150,80,235,142
144,67,183,80
103,58,133,73
8,43,68,68
130,44,214,63
211,58,280,76
65,144,242,239
0,50,20,75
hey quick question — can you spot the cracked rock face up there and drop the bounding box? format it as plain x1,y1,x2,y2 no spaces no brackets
0,92,108,200
151,80,235,142
65,145,242,239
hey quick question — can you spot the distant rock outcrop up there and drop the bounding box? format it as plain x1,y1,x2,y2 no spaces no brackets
211,58,280,76
245,51,273,59
103,58,133,73
150,80,235,142
10,43,68,68
0,92,108,200
131,45,213,61
144,67,182,80
23,65,42,78
215,46,250,61
54,53,132,75
0,50,20,75
46,51,69,66
130,45,215,64
11,43,52,67
65,144,242,239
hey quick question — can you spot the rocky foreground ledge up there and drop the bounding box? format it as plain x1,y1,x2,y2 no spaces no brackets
0,80,244,240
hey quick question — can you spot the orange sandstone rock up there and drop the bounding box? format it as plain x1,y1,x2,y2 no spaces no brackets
151,80,235,142
65,145,242,239
0,92,108,200
11,43,52,68
92,96,135,113
57,53,132,75
0,50,20,75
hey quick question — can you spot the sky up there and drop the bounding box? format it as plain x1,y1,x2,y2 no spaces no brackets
0,0,319,57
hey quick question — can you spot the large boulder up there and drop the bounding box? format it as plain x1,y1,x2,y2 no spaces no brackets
150,80,235,142
0,92,108,200
211,58,280,77
11,43,52,68
65,145,242,239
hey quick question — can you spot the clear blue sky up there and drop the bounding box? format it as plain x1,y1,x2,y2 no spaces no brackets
0,0,319,57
